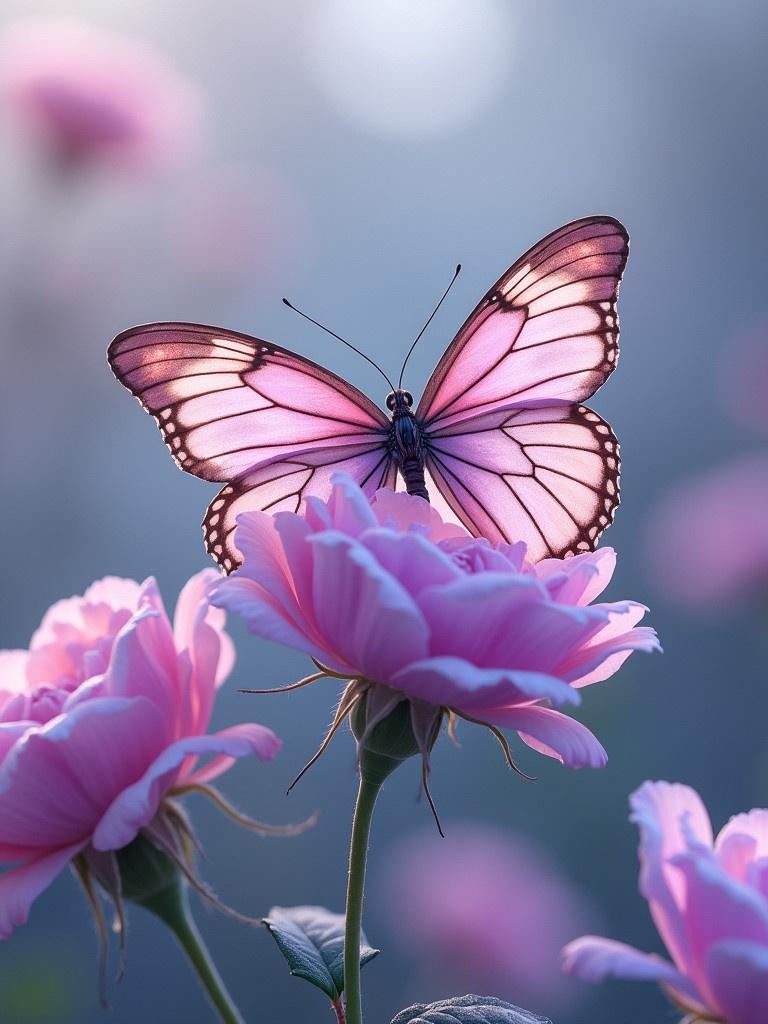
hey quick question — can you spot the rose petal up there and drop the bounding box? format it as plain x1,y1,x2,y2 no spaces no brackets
0,696,167,847
309,532,430,680
473,705,607,768
705,939,768,1024
93,723,281,850
391,657,580,712
630,781,714,977
0,841,87,939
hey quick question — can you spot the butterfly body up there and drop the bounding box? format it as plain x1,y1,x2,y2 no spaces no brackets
386,388,430,499
109,216,628,571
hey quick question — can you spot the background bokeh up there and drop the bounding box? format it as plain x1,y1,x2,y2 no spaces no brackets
1,2,767,1022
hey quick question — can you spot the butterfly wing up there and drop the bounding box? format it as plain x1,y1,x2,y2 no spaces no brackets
417,216,628,428
417,216,627,557
109,322,394,571
108,322,390,482
425,405,619,561
205,443,397,572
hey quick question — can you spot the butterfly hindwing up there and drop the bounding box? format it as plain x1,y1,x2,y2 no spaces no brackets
205,444,396,572
425,404,620,561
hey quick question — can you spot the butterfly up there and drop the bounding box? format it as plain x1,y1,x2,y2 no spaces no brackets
108,215,627,573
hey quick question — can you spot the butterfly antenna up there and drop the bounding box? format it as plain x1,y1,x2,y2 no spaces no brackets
397,263,461,389
282,298,396,392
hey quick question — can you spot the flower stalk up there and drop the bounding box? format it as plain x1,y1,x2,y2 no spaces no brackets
343,771,384,1024
142,873,245,1024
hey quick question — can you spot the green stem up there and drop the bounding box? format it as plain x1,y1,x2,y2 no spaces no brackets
343,772,383,1024
144,879,245,1024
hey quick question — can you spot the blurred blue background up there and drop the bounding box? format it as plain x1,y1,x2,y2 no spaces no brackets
1,2,767,1022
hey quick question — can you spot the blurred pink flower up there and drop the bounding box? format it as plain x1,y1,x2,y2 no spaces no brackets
212,475,659,772
0,18,201,175
563,781,768,1024
377,823,597,1012
719,320,768,436
643,454,768,608
0,571,280,939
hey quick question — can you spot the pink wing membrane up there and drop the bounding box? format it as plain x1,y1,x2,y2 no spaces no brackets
417,217,628,428
426,405,620,562
416,216,627,559
205,445,396,572
108,323,389,482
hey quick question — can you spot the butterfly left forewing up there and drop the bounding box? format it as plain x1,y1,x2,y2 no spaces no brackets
109,321,394,571
108,322,390,483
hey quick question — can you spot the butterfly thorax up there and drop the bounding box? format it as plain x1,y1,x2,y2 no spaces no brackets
386,389,429,501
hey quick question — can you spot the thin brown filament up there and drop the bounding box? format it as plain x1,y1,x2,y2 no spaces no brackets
450,707,536,781
239,670,328,695
287,689,359,794
173,782,319,835
73,856,110,1007
421,759,445,838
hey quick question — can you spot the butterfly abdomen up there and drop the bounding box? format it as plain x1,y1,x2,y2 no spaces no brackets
387,389,430,501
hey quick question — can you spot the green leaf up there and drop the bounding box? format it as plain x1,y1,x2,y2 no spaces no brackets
262,905,379,1001
390,994,553,1024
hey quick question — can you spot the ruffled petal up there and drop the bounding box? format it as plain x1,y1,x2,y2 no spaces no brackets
309,532,430,680
0,841,87,939
630,781,713,977
0,696,167,848
0,722,34,766
705,939,768,1024
92,723,281,851
360,529,462,599
716,810,768,874
561,603,661,686
327,473,380,534
417,572,604,673
391,657,579,711
105,609,178,727
562,935,689,986
536,547,617,606
473,705,606,768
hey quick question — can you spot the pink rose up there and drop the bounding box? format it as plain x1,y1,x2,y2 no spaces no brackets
563,781,768,1024
212,475,659,772
0,571,280,938
0,18,201,174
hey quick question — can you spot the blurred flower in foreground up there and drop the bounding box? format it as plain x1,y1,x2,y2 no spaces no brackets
643,454,768,608
213,475,659,792
304,0,513,138
719,320,768,436
564,781,768,1024
0,18,201,175
377,823,597,1013
0,571,285,951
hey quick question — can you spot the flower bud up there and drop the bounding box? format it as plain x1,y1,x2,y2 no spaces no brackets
350,683,442,786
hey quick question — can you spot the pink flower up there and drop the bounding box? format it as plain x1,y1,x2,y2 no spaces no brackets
376,823,597,1013
0,18,201,175
563,781,768,1024
643,454,768,609
0,571,280,939
212,475,659,774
